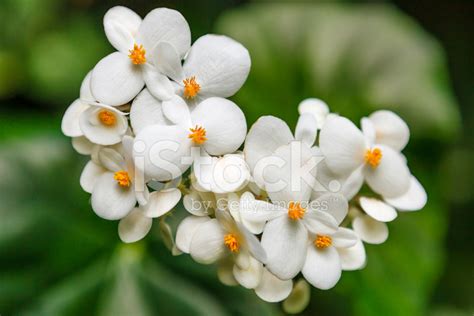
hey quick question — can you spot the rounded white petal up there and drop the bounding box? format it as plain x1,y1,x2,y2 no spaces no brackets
302,245,341,290
61,100,88,137
244,116,294,173
361,117,376,145
142,188,181,218
239,192,283,234
142,65,174,101
97,147,126,172
137,8,191,57
297,98,329,129
118,207,152,243
183,191,210,216
364,145,411,198
369,110,410,151
80,160,107,193
103,6,142,53
233,255,263,289
384,176,427,211
72,136,95,155
151,41,184,82
261,216,307,280
331,227,358,248
359,197,398,222
255,269,293,303
91,172,136,220
340,167,364,200
337,238,366,271
134,124,191,181
303,210,338,235
191,97,247,156
162,95,191,125
295,113,317,146
130,88,169,135
79,71,94,102
175,216,210,253
91,52,144,106
79,107,128,146
183,35,250,98
352,215,388,244
310,193,348,226
319,116,366,176
189,218,226,264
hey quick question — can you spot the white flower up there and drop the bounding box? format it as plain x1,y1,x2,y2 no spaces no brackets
175,210,267,267
158,34,250,107
133,96,247,181
361,110,410,152
352,176,427,244
90,6,191,106
297,98,332,130
319,115,411,198
301,227,364,290
61,72,129,146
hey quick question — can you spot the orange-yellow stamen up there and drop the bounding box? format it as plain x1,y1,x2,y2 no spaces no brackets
224,234,240,253
114,170,131,188
128,44,146,65
188,125,207,144
288,202,305,220
98,110,117,126
314,235,332,249
183,76,200,99
365,148,382,168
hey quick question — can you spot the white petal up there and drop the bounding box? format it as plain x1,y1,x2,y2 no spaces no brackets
151,41,184,82
72,136,95,155
134,124,191,181
337,238,366,271
217,260,238,286
310,193,348,225
79,71,94,102
61,99,88,137
162,95,191,125
331,227,358,248
142,188,181,218
369,110,410,151
189,218,226,264
361,117,376,145
303,210,338,235
130,88,169,135
297,98,329,129
239,192,283,234
137,8,191,57
183,190,210,216
103,6,142,53
91,172,136,220
261,216,307,280
244,116,293,173
264,142,314,205
91,52,144,106
319,116,366,175
352,215,388,244
80,107,128,146
302,245,341,290
340,167,364,200
183,35,250,98
191,97,247,156
237,222,267,264
175,216,210,253
359,197,398,222
118,207,152,243
142,64,174,101
97,147,125,172
255,269,293,303
384,176,427,211
80,160,107,193
233,255,263,289
295,113,317,146
364,145,411,198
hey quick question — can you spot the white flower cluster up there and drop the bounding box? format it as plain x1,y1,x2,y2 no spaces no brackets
61,6,427,305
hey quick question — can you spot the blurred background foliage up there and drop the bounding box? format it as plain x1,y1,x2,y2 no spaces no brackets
0,0,472,315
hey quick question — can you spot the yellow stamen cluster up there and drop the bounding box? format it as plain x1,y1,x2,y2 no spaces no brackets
314,235,332,249
128,44,146,65
98,110,117,126
365,148,382,168
287,202,305,221
183,76,200,99
114,170,131,188
224,234,240,253
188,125,207,144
